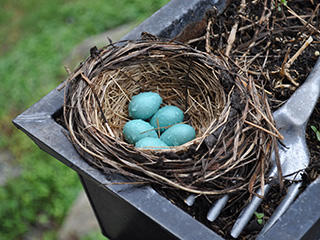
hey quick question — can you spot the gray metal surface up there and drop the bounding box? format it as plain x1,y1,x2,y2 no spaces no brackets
123,0,227,40
207,195,229,222
258,177,320,240
260,182,302,235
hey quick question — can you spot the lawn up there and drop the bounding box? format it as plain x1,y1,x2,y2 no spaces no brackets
0,0,169,239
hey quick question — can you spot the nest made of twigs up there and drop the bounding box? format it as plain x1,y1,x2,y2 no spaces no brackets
64,38,282,195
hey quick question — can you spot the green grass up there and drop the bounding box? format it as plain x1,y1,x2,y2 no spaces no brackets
0,0,169,118
80,230,109,240
0,150,81,239
0,0,169,239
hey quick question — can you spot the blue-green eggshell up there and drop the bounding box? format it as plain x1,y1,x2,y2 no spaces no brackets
150,106,184,133
129,92,162,120
123,120,158,144
135,137,169,149
160,124,196,146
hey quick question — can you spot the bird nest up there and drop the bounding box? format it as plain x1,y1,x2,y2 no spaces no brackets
64,39,283,195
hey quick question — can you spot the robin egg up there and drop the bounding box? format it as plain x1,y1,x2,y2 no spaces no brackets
129,92,162,120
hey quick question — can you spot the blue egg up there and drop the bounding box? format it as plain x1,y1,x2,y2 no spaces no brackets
160,124,196,146
150,106,184,133
123,120,158,144
129,92,162,120
135,137,169,150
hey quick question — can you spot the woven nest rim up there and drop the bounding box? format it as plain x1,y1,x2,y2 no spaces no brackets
64,39,281,195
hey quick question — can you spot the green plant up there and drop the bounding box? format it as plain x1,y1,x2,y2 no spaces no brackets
0,146,81,239
278,0,287,11
280,0,287,5
0,0,169,119
271,0,287,11
254,211,264,225
80,230,108,240
311,125,320,142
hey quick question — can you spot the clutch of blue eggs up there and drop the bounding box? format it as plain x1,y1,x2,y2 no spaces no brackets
123,92,196,150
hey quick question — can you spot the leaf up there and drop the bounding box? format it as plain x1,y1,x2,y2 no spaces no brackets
311,125,318,133
311,126,320,142
254,211,264,219
317,131,320,142
254,211,264,225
